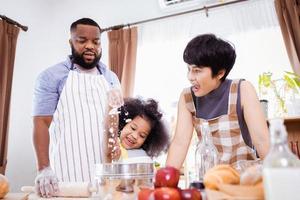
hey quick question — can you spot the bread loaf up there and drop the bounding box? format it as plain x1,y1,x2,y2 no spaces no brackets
203,164,240,190
240,164,262,185
0,174,9,198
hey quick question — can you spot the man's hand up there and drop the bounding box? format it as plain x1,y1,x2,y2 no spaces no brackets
35,166,59,198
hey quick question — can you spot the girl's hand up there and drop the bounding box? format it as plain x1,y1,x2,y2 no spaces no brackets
107,88,124,110
111,143,121,161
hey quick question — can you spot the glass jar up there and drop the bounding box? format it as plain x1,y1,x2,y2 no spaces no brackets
263,118,300,200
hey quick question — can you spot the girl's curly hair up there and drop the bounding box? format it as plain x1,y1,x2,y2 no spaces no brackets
118,98,170,157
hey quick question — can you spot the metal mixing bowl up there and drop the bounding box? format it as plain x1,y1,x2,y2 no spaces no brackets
94,162,154,195
95,162,154,179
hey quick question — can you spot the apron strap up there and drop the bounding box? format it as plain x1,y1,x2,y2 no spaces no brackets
228,79,240,115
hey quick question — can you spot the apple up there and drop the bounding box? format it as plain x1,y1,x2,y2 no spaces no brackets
154,166,180,188
138,188,154,200
154,187,181,200
180,188,202,200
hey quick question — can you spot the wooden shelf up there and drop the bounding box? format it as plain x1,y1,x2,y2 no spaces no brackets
283,116,300,123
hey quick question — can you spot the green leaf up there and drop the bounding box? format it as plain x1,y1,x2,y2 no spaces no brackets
260,72,272,87
284,71,300,78
284,71,300,90
284,74,296,88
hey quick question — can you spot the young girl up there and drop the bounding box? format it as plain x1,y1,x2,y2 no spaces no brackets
111,98,170,162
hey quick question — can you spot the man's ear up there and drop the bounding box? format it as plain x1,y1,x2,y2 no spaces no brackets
217,69,226,80
69,39,72,46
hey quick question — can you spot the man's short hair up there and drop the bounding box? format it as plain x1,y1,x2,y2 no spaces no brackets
70,18,101,32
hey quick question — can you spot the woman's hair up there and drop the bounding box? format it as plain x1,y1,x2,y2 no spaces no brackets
118,98,170,157
183,33,236,81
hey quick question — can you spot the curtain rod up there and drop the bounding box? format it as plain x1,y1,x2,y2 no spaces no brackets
0,15,28,32
101,0,248,32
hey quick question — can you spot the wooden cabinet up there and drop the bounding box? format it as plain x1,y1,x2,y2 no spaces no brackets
284,117,300,155
284,117,300,142
267,117,300,143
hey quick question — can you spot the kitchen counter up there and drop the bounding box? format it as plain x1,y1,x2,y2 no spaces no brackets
5,180,138,200
2,193,25,200
3,193,93,200
4,193,136,200
5,176,265,200
6,190,263,200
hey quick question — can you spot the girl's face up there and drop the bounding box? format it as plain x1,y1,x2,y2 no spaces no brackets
187,65,224,97
120,116,151,149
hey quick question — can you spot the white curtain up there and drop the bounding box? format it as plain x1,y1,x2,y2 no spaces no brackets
134,0,290,118
139,0,278,42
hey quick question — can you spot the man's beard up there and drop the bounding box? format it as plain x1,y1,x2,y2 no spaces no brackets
71,46,101,69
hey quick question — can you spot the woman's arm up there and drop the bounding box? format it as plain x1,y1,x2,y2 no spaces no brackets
166,91,195,169
240,81,270,158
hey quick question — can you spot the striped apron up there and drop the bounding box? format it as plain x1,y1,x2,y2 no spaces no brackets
184,79,257,164
49,70,109,182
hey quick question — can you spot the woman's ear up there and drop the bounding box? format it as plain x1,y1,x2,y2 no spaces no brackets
217,69,226,80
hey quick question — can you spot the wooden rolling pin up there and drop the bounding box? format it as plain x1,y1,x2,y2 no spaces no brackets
21,182,97,197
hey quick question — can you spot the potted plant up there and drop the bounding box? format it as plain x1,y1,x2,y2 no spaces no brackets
258,71,300,117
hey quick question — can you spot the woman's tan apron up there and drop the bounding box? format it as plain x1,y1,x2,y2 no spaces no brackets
184,79,257,164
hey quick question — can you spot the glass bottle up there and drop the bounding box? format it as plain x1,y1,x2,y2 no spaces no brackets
194,121,219,183
263,118,300,200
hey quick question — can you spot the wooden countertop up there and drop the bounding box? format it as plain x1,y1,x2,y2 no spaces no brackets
7,191,262,200
5,180,138,200
6,178,265,200
2,193,26,200
4,193,127,200
3,193,94,200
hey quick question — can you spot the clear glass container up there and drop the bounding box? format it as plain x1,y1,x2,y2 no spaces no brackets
263,118,300,200
194,121,219,182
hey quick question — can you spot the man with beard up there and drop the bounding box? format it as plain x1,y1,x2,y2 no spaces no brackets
32,18,121,197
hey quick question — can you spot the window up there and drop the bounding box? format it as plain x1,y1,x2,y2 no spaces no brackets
133,0,290,171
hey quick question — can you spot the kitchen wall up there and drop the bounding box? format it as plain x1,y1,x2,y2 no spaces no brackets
0,0,177,191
